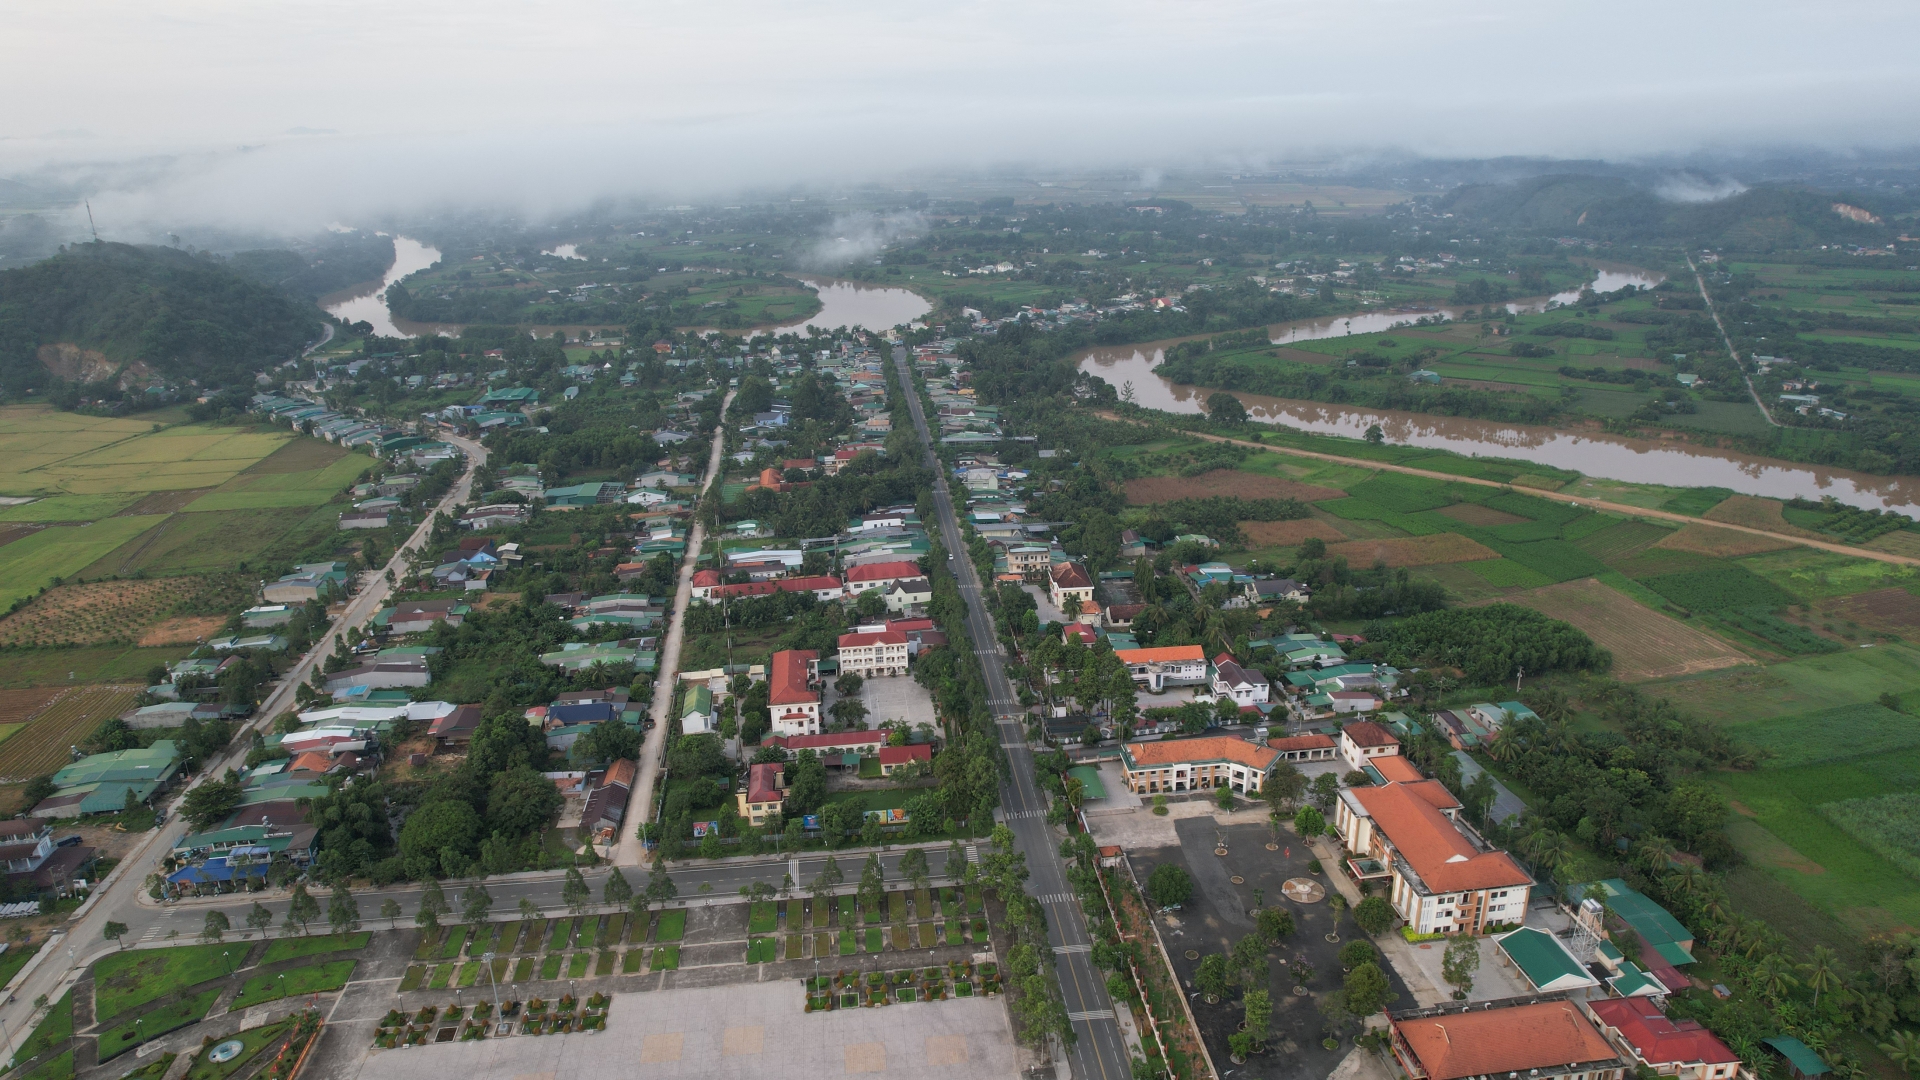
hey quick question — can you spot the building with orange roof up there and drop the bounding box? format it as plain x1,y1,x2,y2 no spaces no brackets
768,650,821,736
1113,644,1208,692
1269,732,1338,761
1049,562,1094,611
1583,998,1741,1080
837,627,909,678
1339,720,1401,770
1120,736,1280,795
1335,780,1531,934
844,561,924,595
1368,755,1426,784
736,762,786,827
1389,998,1626,1080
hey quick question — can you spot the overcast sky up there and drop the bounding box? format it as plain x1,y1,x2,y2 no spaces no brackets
5,1,1919,231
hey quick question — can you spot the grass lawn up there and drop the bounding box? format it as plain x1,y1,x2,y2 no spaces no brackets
940,887,960,919
546,918,574,950
1648,643,1920,726
890,925,909,950
596,950,615,976
438,926,468,959
261,932,369,965
93,944,231,1021
604,913,625,943
785,934,802,960
746,938,776,963
427,963,454,989
748,901,776,934
539,954,563,979
577,918,598,950
97,990,219,1060
18,1049,72,1080
649,945,679,971
566,952,590,978
654,910,685,942
457,962,481,987
413,929,440,961
397,966,425,991
0,943,39,987
864,927,883,953
184,1019,290,1080
12,990,70,1066
622,948,645,973
518,919,545,952
945,921,962,946
511,957,533,981
838,932,856,956
888,892,907,922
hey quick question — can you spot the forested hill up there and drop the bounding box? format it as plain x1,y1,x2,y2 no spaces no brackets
1438,176,1899,250
0,241,323,396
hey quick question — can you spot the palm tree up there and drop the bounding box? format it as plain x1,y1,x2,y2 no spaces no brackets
1755,953,1800,1003
1801,945,1843,1009
1879,1030,1920,1075
1665,863,1703,899
1635,836,1677,876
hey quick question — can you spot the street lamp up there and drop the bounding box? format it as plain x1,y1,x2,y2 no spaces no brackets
481,951,501,1024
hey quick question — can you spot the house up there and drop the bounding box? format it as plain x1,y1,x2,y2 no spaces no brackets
1114,645,1208,692
1495,927,1600,993
883,576,932,613
1049,562,1095,611
1245,578,1311,605
1584,998,1741,1080
1334,780,1531,935
837,628,909,678
1102,603,1144,630
737,763,786,827
878,744,932,776
32,741,184,818
1119,529,1150,559
764,730,887,762
1760,1038,1831,1080
1388,998,1626,1080
323,656,431,694
427,704,484,747
778,575,845,602
581,759,636,838
339,510,390,530
768,650,822,737
1268,732,1338,761
1338,721,1401,770
1119,736,1280,796
381,598,469,634
1210,654,1270,706
845,561,924,595
241,604,296,628
1001,543,1053,574
262,562,349,604
679,685,714,735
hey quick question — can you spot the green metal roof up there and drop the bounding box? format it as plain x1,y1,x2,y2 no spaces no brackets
1763,1038,1831,1077
1495,927,1594,992
1608,960,1661,997
1582,878,1694,964
1066,765,1108,801
52,742,181,788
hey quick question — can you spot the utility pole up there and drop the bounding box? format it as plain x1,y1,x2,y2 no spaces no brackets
85,201,98,241
1515,665,1524,694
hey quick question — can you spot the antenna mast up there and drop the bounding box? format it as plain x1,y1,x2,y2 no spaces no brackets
84,201,99,241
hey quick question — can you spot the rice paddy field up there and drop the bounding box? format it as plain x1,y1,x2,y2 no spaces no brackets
0,685,142,780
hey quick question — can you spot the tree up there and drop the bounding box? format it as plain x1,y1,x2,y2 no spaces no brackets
1880,1030,1920,1074
1309,773,1339,814
645,858,678,904
461,882,492,926
181,771,245,831
1215,783,1235,810
1145,864,1193,909
1255,906,1295,946
1207,392,1248,425
1231,934,1267,986
1802,945,1843,1009
201,910,230,943
1343,961,1396,1016
1243,987,1272,1048
1339,940,1377,970
1264,764,1307,815
830,698,868,727
1195,953,1232,1002
858,852,886,913
562,866,591,913
416,878,450,932
899,847,930,892
287,884,321,934
328,882,361,935
1354,895,1396,936
380,898,403,929
945,840,968,881
519,897,540,921
104,921,129,949
628,892,651,926
1364,424,1385,445
817,854,843,894
1293,805,1326,838
1441,936,1479,998
247,901,273,935
603,867,634,909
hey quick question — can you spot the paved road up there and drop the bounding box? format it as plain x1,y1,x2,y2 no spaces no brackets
894,348,1131,1080
1688,254,1779,428
615,389,735,867
0,431,487,1059
1093,410,1920,569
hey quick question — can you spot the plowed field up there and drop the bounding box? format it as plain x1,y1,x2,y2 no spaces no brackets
1125,470,1344,505
1823,587,1920,632
0,684,140,779
1435,503,1527,527
1653,523,1794,557
1703,495,1820,538
1239,519,1346,547
1327,533,1499,568
1494,577,1754,682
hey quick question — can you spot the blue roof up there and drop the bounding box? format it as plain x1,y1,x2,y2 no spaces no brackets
550,702,616,724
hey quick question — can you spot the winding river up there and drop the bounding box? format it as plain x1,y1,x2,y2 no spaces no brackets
322,236,445,339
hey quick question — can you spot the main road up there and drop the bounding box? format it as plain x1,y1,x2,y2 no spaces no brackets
892,348,1132,1080
0,429,486,1059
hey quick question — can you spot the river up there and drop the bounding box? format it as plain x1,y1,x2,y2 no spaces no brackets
749,275,932,337
1078,346,1918,512
322,236,445,338
1269,267,1664,344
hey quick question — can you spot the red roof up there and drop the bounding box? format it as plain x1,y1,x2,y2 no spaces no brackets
711,581,778,599
1350,781,1524,891
839,629,908,649
783,459,817,470
1114,645,1205,664
692,569,721,588
600,758,637,788
1392,1000,1619,1080
1269,733,1336,752
1050,562,1092,590
1341,720,1399,746
745,763,785,805
1371,756,1425,783
1586,999,1739,1068
887,617,935,633
777,575,843,593
769,650,818,707
878,744,932,765
767,730,887,751
845,561,922,583
288,751,333,774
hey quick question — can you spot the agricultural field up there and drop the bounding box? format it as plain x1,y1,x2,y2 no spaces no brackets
1652,522,1793,557
1491,576,1754,681
0,517,168,608
77,505,339,579
1123,469,1343,504
1325,533,1498,568
0,574,253,649
0,415,289,497
0,685,141,779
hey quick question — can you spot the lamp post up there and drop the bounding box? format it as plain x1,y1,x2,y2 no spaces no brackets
482,951,501,1025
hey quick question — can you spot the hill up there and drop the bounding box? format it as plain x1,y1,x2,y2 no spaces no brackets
1437,176,1895,250
225,232,395,301
0,242,322,397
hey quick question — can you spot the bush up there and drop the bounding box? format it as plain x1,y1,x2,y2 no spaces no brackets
1354,895,1396,936
1145,864,1193,909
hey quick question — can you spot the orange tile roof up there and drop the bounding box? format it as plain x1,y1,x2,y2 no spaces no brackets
839,629,908,649
845,561,923,583
601,758,637,788
1051,562,1092,589
1114,645,1206,664
768,649,818,707
1352,781,1524,892
1341,721,1399,747
1269,733,1336,752
1394,1000,1619,1080
1371,756,1425,784
1125,736,1278,771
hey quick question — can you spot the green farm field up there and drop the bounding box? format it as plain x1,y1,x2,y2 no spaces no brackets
0,517,166,607
77,505,340,578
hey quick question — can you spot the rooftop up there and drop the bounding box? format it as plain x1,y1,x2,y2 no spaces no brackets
1586,998,1739,1067
1124,736,1278,772
1350,781,1527,893
1392,999,1621,1080
768,649,818,707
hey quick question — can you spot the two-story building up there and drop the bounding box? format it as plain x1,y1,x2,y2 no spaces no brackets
1389,998,1627,1080
837,628,909,678
1119,736,1279,796
1334,779,1531,935
845,561,925,596
1210,653,1270,707
768,650,822,737
737,762,787,828
1114,645,1208,692
1583,999,1741,1080
1049,562,1094,612
1338,720,1402,770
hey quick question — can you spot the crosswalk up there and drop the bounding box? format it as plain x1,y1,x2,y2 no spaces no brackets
1067,1009,1115,1022
1036,892,1077,905
1002,809,1045,821
965,845,980,865
1054,943,1092,954
139,907,180,942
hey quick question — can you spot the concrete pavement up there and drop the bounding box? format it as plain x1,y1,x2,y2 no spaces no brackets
0,432,487,1058
615,389,735,867
893,349,1135,1080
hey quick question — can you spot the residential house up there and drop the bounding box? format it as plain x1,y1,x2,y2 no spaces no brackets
845,560,924,595
1338,721,1401,770
581,759,636,838
1388,998,1626,1080
1119,736,1279,796
1210,653,1270,707
427,704,484,747
381,598,469,634
261,562,348,604
680,685,714,735
1114,645,1208,692
879,744,931,776
1245,578,1311,605
1049,562,1095,611
768,650,822,737
323,655,430,694
837,628,909,678
737,763,786,827
1334,779,1532,935
1583,999,1740,1080
883,576,932,613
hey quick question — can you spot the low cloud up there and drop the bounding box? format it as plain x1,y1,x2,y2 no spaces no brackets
805,211,924,269
1653,171,1749,203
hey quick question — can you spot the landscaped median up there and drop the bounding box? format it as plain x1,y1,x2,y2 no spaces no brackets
229,960,358,1010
